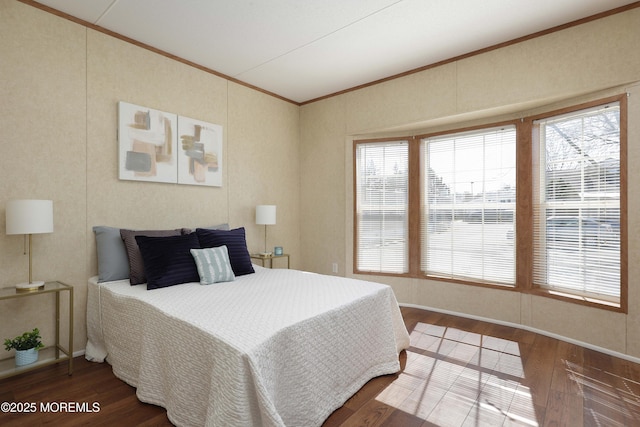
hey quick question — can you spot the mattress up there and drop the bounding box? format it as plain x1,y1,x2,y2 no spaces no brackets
86,265,410,426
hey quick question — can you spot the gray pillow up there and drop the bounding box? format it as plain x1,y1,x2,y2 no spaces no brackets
120,228,183,285
93,226,129,282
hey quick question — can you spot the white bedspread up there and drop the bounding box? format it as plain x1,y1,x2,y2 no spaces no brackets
86,266,410,427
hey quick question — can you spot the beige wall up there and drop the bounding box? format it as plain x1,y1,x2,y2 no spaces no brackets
301,8,640,357
0,1,300,358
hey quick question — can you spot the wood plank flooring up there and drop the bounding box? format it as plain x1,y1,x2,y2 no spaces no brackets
2,306,640,426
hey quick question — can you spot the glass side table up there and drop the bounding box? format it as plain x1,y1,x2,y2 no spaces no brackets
0,281,73,379
250,254,290,269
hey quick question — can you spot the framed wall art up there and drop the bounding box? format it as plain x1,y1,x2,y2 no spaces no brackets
178,116,223,187
118,101,177,183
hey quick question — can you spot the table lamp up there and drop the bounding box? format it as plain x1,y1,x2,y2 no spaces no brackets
6,199,54,291
256,205,276,255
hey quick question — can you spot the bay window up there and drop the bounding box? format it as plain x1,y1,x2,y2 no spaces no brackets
353,95,626,311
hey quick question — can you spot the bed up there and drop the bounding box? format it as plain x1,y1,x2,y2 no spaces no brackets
86,226,410,426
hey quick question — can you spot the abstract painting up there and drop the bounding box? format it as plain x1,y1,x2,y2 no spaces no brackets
118,101,177,183
178,116,223,187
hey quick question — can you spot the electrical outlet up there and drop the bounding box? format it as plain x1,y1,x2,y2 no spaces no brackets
332,263,338,274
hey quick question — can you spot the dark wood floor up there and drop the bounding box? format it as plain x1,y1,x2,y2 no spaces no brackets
2,306,640,426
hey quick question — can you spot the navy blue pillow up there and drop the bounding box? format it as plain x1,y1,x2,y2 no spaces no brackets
135,233,201,289
196,227,255,276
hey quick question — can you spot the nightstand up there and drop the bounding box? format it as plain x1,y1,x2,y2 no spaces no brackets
251,254,290,269
0,281,73,379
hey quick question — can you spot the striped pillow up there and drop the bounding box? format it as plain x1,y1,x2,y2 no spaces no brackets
135,233,201,289
195,227,255,276
120,228,184,285
190,246,235,285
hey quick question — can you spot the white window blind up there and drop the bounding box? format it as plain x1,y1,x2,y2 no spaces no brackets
355,141,409,273
421,126,516,285
533,102,621,302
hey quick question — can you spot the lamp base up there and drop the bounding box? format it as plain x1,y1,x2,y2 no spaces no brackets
15,281,45,292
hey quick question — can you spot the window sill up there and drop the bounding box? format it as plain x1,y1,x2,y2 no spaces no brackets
353,269,518,290
526,287,624,313
353,269,625,313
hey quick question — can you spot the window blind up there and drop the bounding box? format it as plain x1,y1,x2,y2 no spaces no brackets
421,126,516,285
355,141,409,274
533,102,621,301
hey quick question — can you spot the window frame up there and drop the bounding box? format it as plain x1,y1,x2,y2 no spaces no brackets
353,137,416,278
523,95,627,312
352,94,627,313
418,122,518,288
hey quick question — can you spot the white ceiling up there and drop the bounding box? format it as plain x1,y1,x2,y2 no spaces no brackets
33,0,638,103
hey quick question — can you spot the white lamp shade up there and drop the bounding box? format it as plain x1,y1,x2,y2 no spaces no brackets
256,205,276,225
6,199,54,235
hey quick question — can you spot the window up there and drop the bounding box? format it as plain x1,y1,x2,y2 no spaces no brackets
532,101,622,304
352,95,626,311
354,140,409,274
421,126,516,285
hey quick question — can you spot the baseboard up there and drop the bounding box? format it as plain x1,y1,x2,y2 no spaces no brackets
400,303,640,365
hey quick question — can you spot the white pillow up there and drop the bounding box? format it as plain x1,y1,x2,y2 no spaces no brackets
190,246,235,284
